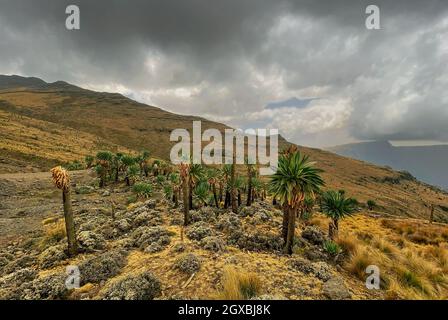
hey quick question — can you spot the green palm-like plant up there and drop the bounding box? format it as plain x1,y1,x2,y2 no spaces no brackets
188,163,205,209
206,168,220,208
320,190,357,239
127,164,139,186
245,158,257,206
96,151,113,187
120,155,135,186
135,150,150,177
194,180,210,207
269,151,324,254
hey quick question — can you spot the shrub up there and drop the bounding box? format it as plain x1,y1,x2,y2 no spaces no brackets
367,200,376,210
219,266,262,300
186,222,213,241
323,240,341,255
101,271,161,300
174,253,201,274
133,183,153,198
64,160,84,171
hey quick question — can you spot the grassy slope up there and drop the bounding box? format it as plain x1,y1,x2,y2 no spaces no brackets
1,85,448,221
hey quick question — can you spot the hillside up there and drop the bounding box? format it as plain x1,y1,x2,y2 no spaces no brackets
1,74,448,223
329,140,448,191
1,75,448,301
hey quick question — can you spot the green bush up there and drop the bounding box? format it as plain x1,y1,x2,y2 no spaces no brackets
133,183,153,198
323,240,341,255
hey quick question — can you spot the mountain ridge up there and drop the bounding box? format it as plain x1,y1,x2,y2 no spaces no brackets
1,75,448,222
329,141,448,190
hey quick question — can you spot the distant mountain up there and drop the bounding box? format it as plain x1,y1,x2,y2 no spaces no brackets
329,140,448,190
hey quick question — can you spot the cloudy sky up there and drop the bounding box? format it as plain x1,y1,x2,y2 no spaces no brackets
1,0,447,147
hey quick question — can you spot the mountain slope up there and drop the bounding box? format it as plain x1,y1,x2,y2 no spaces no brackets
329,141,448,190
1,75,448,222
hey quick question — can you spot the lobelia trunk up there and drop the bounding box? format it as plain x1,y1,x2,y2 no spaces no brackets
246,178,252,206
188,181,194,210
281,205,289,243
284,206,296,254
62,189,78,256
238,190,241,207
212,184,219,208
183,178,190,226
329,218,339,240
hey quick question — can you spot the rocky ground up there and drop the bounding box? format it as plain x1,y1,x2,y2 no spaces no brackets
0,170,384,300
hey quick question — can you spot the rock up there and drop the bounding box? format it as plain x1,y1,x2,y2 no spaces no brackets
301,226,326,245
289,257,315,274
174,253,201,274
323,277,351,300
79,250,128,285
186,222,213,241
78,231,106,252
201,236,226,252
38,244,67,269
101,271,161,300
289,257,332,281
101,190,111,197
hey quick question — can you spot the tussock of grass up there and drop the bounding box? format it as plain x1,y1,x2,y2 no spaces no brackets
218,266,262,300
38,219,66,249
335,234,358,255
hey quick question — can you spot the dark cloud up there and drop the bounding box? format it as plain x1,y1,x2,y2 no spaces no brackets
0,0,447,147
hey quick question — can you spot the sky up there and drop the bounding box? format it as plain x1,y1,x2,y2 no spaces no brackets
0,0,447,148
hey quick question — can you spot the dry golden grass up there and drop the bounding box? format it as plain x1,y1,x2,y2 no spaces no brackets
322,214,448,299
381,219,448,245
38,219,66,249
217,266,262,300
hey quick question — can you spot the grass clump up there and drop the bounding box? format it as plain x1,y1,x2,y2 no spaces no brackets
323,240,341,255
219,266,262,300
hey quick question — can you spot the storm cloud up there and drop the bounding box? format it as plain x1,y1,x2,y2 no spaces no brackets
0,0,447,147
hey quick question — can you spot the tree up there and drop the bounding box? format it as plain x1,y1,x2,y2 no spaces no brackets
120,155,135,186
269,151,324,254
112,152,123,182
51,166,78,256
206,168,220,208
222,164,232,209
169,172,180,207
194,180,210,208
245,158,256,206
85,155,94,169
96,151,113,187
367,199,376,211
179,162,191,225
320,190,357,239
136,150,150,177
127,164,139,186
230,152,238,213
188,163,204,210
